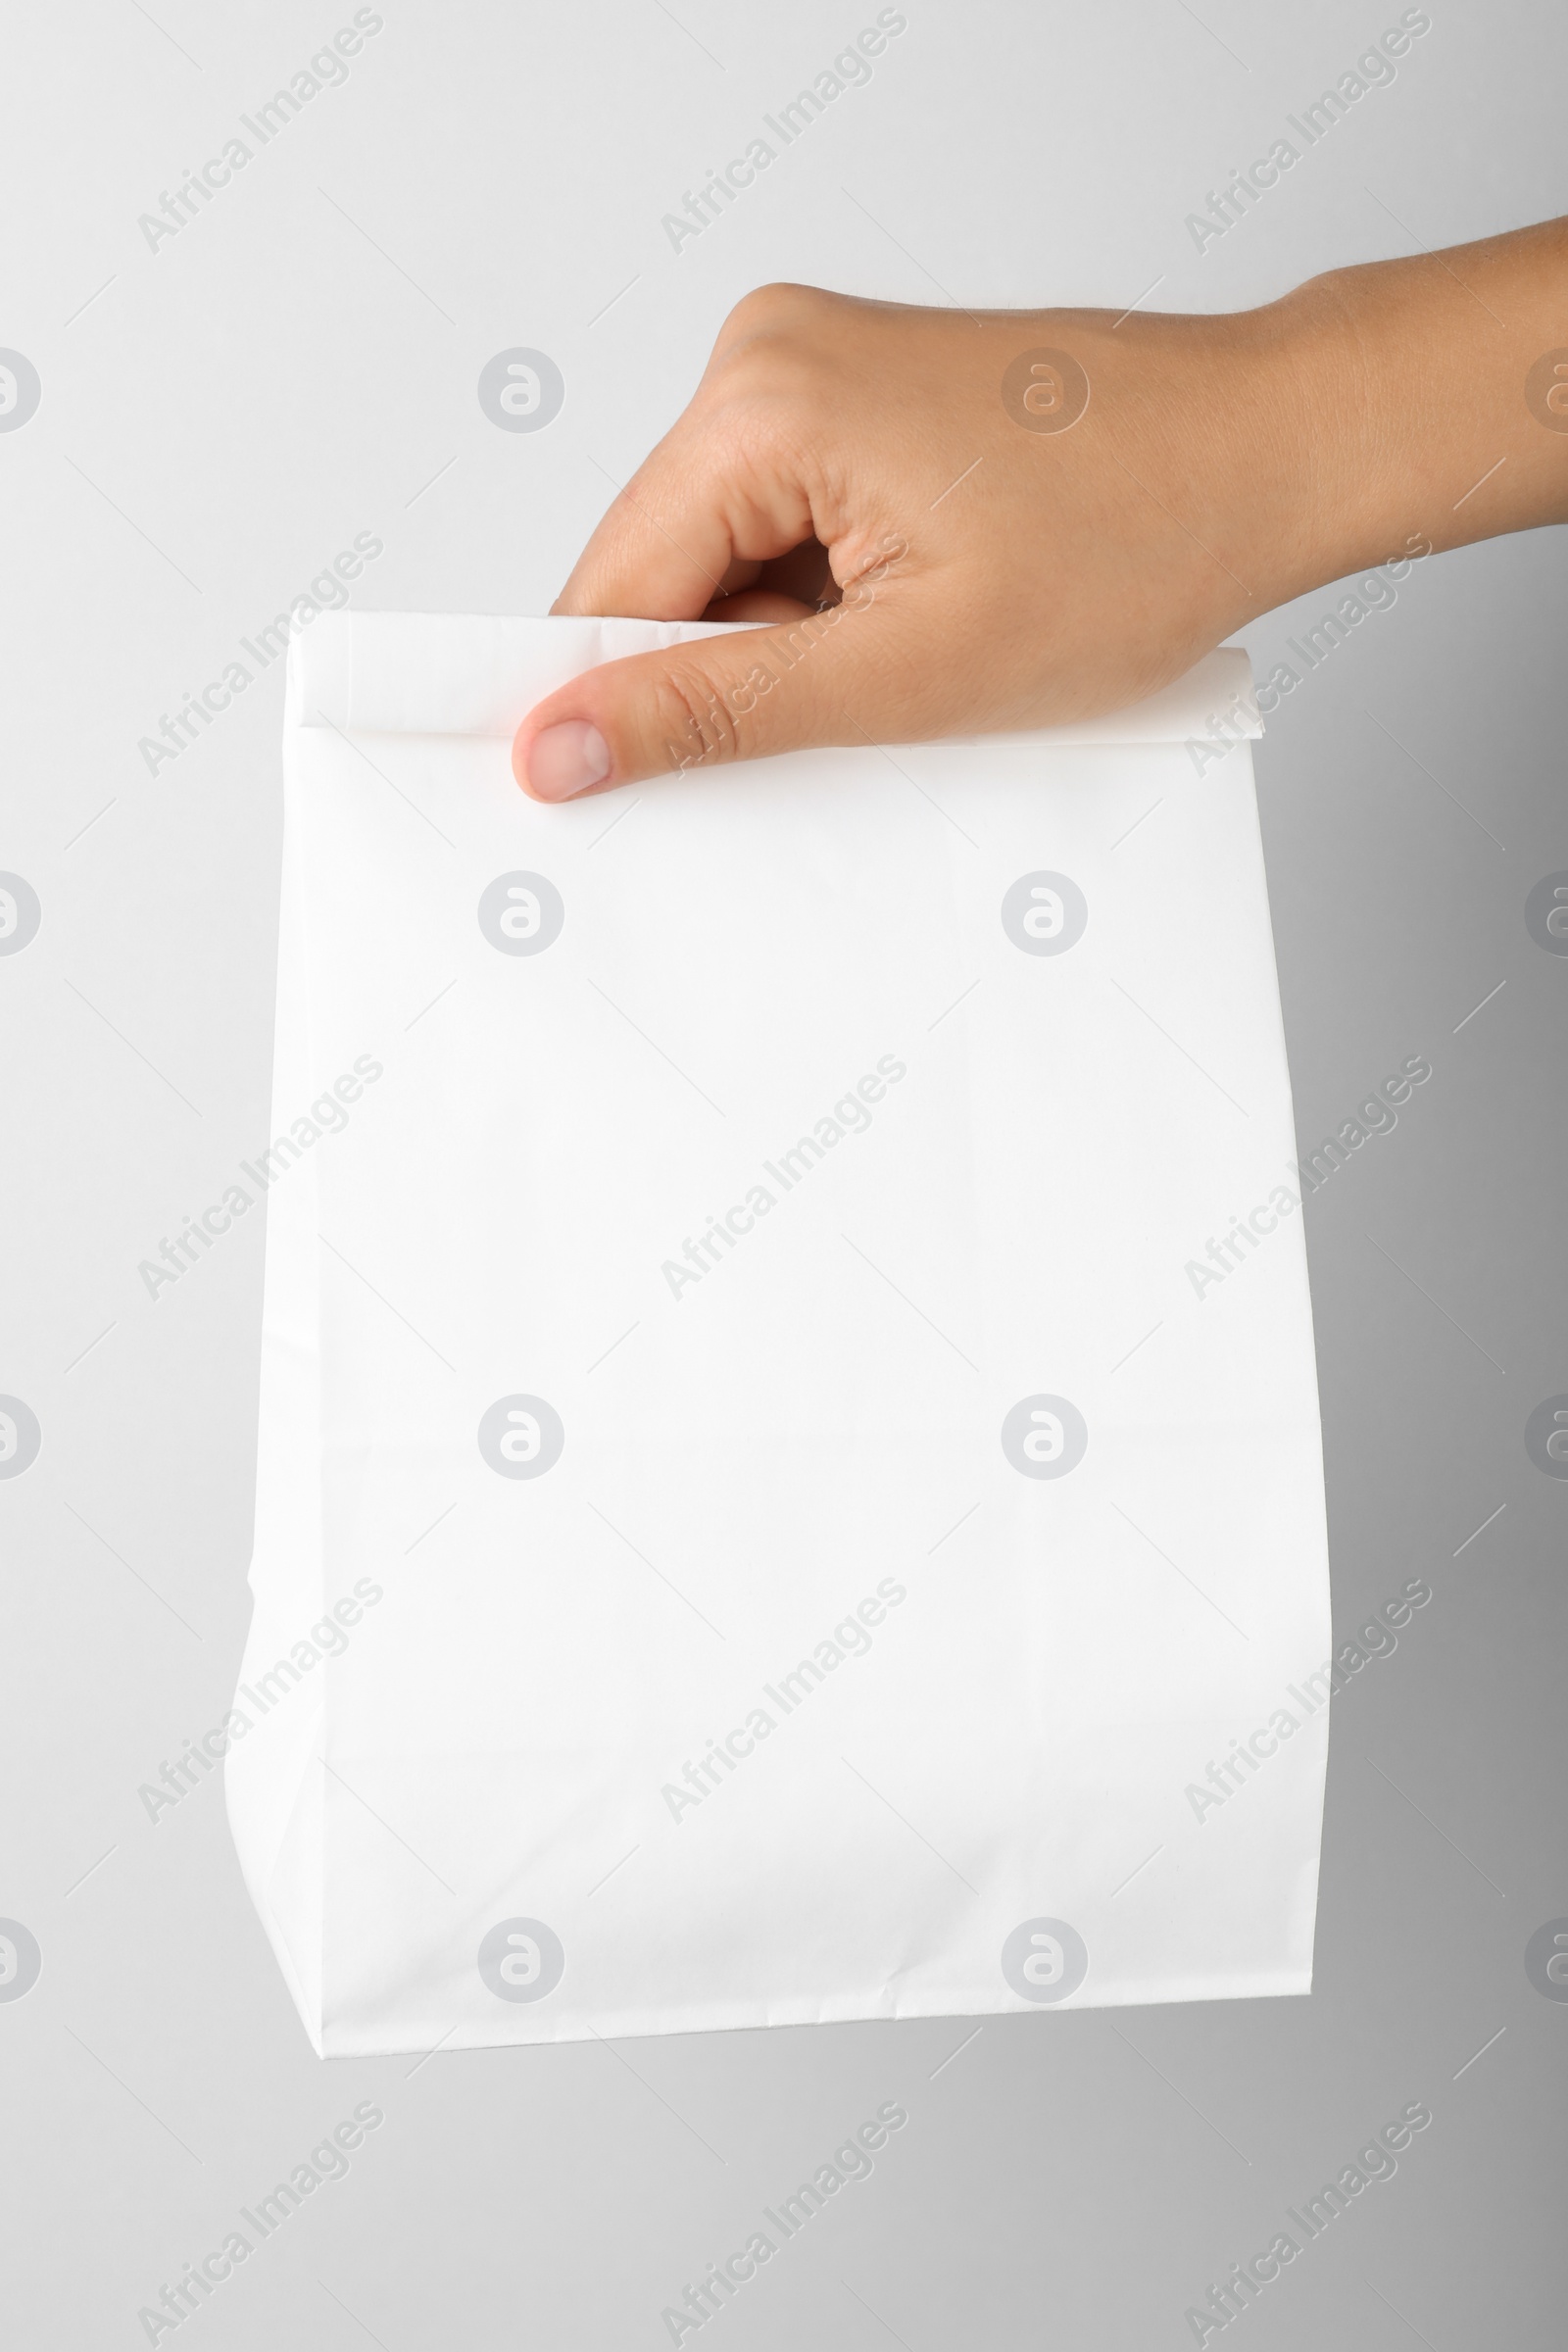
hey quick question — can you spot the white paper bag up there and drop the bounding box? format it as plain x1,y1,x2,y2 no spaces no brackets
227,612,1330,2057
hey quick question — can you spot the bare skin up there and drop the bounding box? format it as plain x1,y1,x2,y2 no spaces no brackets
513,219,1568,803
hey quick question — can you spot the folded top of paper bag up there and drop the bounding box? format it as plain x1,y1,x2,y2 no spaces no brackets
291,612,1261,747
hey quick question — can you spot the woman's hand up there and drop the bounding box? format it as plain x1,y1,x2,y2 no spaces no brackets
514,223,1568,802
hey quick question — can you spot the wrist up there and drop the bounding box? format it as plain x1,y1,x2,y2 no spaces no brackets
1062,291,1391,630
1262,227,1568,591
1229,272,1405,607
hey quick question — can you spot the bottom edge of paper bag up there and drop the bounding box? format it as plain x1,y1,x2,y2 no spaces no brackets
312,1971,1313,2059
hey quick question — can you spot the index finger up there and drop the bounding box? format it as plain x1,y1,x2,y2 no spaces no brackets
551,404,818,622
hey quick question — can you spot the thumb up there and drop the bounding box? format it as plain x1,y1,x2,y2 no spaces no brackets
513,575,924,801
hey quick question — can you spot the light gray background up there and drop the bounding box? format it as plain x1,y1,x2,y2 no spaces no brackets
2,0,1564,2343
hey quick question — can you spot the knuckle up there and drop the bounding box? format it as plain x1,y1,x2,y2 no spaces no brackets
722,280,826,336
710,284,833,393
